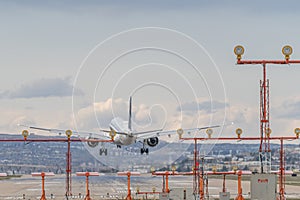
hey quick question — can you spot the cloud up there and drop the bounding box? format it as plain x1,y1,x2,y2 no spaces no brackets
178,99,229,114
74,98,164,131
74,97,231,134
75,98,128,130
71,97,286,138
0,77,83,99
0,110,37,133
6,1,300,14
274,97,300,120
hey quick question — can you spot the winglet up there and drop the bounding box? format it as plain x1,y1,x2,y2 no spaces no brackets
128,96,132,131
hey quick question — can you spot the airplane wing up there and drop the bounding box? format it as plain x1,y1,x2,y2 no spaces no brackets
18,124,111,140
131,129,163,136
158,125,221,135
18,124,65,134
134,124,222,140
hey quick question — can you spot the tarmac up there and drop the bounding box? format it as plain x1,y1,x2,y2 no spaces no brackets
1,174,300,199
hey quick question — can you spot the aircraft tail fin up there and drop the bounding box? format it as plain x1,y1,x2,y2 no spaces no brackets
128,96,132,130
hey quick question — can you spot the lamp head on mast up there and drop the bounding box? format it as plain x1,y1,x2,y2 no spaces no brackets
234,45,245,61
282,45,293,60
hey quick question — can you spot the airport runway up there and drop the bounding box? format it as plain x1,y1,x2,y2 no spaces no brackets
1,174,300,199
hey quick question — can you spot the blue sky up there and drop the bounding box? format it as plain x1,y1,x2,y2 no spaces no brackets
1,1,300,139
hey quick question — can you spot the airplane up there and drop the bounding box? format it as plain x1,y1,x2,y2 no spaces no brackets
19,97,222,155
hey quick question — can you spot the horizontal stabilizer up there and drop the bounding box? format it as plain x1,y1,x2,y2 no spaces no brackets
99,129,129,136
131,129,163,136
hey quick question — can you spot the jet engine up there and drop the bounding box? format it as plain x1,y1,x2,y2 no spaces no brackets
146,137,159,147
86,137,99,148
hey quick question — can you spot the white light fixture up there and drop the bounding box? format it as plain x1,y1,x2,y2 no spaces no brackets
234,45,245,60
282,45,293,60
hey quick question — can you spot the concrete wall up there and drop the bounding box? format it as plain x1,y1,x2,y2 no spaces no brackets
169,188,194,200
250,173,276,200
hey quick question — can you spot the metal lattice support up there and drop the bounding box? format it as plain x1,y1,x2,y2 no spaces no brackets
66,138,72,197
278,139,286,200
233,44,300,198
259,65,271,173
193,139,199,199
192,139,205,200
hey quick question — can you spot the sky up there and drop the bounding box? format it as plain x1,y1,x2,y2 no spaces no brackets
1,1,300,141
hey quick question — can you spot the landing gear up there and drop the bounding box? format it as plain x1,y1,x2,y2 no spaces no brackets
99,148,108,156
140,148,149,155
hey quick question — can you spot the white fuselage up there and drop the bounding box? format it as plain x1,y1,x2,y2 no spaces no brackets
109,117,136,146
